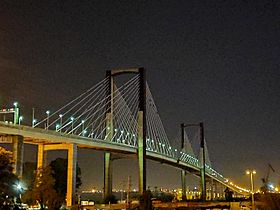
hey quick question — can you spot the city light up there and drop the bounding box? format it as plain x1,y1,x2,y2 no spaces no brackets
16,183,22,190
19,116,23,125
32,119,37,127
246,169,256,210
46,110,50,130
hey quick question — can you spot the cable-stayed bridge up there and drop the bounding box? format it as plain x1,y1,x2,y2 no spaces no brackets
0,68,248,207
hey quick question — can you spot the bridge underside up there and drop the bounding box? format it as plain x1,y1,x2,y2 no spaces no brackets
0,123,248,206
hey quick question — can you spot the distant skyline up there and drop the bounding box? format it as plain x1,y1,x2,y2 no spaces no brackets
1,1,280,191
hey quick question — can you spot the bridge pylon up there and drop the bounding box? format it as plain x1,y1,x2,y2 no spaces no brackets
104,68,147,199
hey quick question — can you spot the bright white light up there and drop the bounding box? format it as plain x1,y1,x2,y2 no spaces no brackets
70,117,74,121
46,110,50,115
59,114,63,118
19,116,23,121
13,102,18,107
16,183,22,190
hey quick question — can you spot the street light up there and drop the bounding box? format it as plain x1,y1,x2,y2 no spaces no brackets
13,102,19,125
19,116,23,125
55,124,60,131
246,170,256,210
32,119,37,127
59,114,63,132
70,117,74,133
46,110,50,130
81,120,85,132
13,102,18,108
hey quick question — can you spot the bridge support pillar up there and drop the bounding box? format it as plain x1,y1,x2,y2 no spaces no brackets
107,67,147,207
181,170,187,201
199,122,206,201
37,144,47,169
103,110,113,200
12,135,24,177
66,143,77,207
36,143,77,207
104,152,112,199
137,111,146,194
0,135,24,177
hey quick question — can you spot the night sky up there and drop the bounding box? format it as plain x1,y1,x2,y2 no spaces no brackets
1,1,280,191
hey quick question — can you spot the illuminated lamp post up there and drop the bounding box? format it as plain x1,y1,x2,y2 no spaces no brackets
45,110,50,130
59,114,63,132
32,119,37,127
246,170,256,210
70,117,74,133
13,102,19,125
19,116,23,125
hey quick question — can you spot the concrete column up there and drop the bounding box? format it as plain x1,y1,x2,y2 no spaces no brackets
104,112,113,199
181,170,187,201
104,152,112,199
199,123,206,201
137,111,146,194
12,135,24,177
67,143,77,207
37,144,46,169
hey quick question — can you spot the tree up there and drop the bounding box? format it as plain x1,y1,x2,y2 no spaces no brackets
22,162,37,188
21,162,37,205
31,166,61,210
0,147,19,208
49,158,82,199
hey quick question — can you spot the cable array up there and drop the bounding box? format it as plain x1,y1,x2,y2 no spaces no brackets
34,75,140,147
146,84,174,157
31,74,226,182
